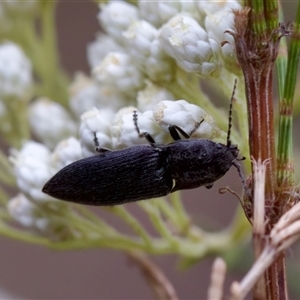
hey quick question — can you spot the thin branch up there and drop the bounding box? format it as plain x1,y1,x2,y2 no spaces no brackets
128,251,179,300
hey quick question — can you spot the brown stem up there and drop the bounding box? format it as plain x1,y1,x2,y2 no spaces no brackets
227,7,289,300
128,251,179,300
227,8,279,204
243,64,276,200
266,254,288,300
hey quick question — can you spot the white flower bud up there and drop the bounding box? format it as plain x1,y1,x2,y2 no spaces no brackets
98,2,138,44
29,97,77,149
197,0,240,18
79,107,113,157
159,14,221,77
138,1,200,28
123,20,157,59
111,107,165,149
87,33,124,69
145,38,176,82
93,52,144,98
51,137,82,170
205,8,240,71
69,73,128,118
137,80,175,112
8,193,68,236
69,73,129,117
123,20,175,82
153,100,221,140
10,141,55,203
69,73,101,118
111,106,137,148
7,193,51,233
0,41,32,98
8,193,42,228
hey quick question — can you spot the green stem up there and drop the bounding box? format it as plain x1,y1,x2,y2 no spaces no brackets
150,198,179,226
0,221,51,246
39,1,69,105
250,0,267,36
168,192,190,230
277,5,300,187
138,201,179,246
0,149,15,187
264,0,279,33
65,212,114,237
276,4,288,100
0,190,11,207
106,206,153,246
75,205,118,234
1,96,30,148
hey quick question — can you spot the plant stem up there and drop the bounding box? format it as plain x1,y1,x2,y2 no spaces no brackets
277,5,300,188
229,6,279,204
228,1,291,298
39,1,69,105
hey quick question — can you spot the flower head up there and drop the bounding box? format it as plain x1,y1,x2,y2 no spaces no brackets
153,100,221,140
138,1,199,28
93,52,144,98
137,80,175,112
10,141,55,203
8,193,48,230
0,41,32,98
29,97,77,148
79,107,113,157
98,2,138,44
159,14,221,77
51,137,82,170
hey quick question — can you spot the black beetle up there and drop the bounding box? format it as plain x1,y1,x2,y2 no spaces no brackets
43,80,244,206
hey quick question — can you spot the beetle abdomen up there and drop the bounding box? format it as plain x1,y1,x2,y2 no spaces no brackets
43,145,173,205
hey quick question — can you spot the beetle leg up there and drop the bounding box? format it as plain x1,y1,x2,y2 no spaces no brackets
189,119,204,136
133,111,157,147
95,147,111,154
205,183,214,189
93,131,101,147
93,132,112,154
168,119,204,141
168,125,184,140
232,161,247,193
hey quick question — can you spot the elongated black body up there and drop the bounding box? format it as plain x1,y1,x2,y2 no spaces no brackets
42,139,239,206
43,80,243,206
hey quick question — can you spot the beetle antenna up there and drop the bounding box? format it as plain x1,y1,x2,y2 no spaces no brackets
227,79,237,147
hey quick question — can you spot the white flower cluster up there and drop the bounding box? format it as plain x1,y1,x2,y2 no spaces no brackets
8,138,82,235
0,41,32,99
7,0,240,232
0,41,33,137
83,0,240,114
29,98,77,148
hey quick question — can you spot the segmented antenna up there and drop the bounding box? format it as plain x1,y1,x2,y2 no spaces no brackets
227,79,237,147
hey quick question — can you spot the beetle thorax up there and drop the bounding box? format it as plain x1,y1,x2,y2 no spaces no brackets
166,139,239,190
